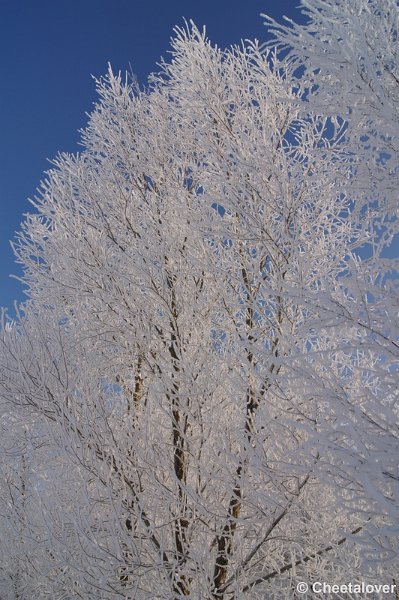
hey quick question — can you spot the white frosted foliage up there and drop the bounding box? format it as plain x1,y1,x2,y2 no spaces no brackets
0,6,397,598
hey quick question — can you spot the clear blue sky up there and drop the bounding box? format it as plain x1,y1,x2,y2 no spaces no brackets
0,0,365,315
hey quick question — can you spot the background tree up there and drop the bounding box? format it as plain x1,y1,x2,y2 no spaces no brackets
267,0,399,561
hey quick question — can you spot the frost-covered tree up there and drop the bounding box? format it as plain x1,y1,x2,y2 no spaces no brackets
0,3,398,599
